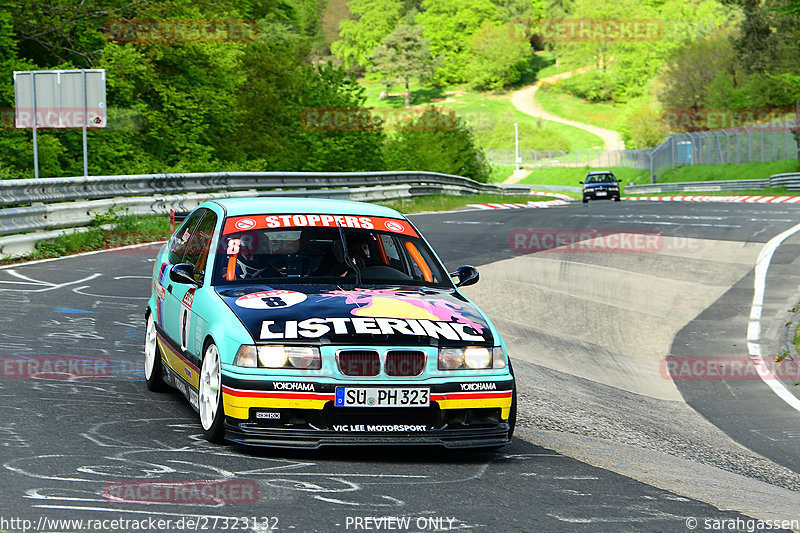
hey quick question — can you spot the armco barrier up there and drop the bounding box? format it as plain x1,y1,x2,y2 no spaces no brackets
624,172,800,194
0,171,536,257
0,171,507,208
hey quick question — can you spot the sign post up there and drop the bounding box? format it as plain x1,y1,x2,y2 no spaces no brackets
13,69,106,178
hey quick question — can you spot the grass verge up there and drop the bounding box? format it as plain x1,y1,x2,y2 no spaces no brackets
657,160,799,183
489,165,515,183
519,166,650,186
794,322,800,356
535,88,622,130
0,214,172,266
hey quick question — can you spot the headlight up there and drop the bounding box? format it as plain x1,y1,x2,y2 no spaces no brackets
439,347,504,370
234,345,321,369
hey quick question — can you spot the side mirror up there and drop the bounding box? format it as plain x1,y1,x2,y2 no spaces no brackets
578,181,584,184
170,263,201,287
450,265,479,287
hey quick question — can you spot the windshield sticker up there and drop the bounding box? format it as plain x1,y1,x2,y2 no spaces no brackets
321,289,485,334
234,218,257,231
383,220,405,233
235,290,307,310
223,214,418,237
260,317,486,342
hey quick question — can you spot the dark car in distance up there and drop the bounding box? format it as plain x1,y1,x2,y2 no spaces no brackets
580,171,622,203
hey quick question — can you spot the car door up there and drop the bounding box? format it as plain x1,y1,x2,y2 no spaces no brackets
160,208,208,351
175,209,217,361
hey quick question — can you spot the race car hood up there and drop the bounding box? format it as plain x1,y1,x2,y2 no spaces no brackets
216,285,494,346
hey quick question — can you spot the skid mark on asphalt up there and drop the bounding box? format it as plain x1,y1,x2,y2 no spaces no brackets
0,270,101,292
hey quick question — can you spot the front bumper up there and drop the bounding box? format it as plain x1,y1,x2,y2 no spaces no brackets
224,421,511,448
583,188,620,200
220,375,514,448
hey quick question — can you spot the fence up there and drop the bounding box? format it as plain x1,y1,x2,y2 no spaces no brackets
487,124,798,183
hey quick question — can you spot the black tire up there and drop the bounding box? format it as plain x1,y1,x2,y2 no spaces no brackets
144,313,169,392
582,198,589,204
614,195,621,202
199,341,226,443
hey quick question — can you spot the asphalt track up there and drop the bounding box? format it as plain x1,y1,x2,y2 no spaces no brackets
1,200,799,532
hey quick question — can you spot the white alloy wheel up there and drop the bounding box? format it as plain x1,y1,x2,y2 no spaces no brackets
199,343,222,431
144,314,158,380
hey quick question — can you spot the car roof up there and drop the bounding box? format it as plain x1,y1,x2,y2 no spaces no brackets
206,197,406,218
586,171,615,175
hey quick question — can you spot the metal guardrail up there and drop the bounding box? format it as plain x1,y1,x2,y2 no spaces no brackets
0,171,515,208
0,171,537,257
624,173,800,194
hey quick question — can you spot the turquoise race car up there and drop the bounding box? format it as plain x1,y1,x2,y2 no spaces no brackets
144,198,516,448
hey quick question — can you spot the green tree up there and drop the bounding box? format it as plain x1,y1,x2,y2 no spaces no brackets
493,0,547,21
657,31,737,110
384,107,490,181
416,0,501,84
235,35,385,172
466,21,532,90
331,0,404,70
368,22,434,107
549,0,738,103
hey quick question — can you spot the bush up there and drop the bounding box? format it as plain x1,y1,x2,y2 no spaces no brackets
557,72,615,102
616,99,667,149
384,107,490,181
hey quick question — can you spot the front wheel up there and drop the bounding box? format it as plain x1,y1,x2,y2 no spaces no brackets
582,198,589,204
144,313,168,392
614,196,621,202
199,341,225,443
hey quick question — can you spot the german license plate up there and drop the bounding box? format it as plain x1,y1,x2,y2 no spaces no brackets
596,191,607,196
335,387,430,407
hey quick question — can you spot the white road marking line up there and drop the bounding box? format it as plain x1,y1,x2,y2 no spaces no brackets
592,220,741,228
0,271,101,292
0,241,166,270
748,222,800,413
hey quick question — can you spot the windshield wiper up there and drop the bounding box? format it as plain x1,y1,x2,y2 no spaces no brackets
336,223,362,286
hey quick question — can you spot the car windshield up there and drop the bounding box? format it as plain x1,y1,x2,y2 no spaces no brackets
588,174,616,183
212,216,451,288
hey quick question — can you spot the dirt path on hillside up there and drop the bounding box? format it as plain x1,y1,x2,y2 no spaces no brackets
505,67,625,184
512,67,625,151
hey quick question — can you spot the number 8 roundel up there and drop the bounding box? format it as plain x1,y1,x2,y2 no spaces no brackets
234,290,307,310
